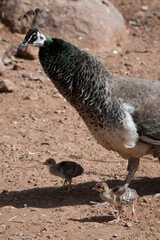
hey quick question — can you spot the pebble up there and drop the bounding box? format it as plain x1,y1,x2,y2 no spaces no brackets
22,73,30,78
141,5,149,11
0,58,6,74
24,92,39,100
31,76,48,82
0,79,16,92
94,239,104,240
125,221,133,228
113,50,118,55
143,197,149,203
113,234,118,238
3,57,13,66
31,208,37,211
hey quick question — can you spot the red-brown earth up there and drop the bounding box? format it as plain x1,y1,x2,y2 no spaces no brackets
0,0,160,239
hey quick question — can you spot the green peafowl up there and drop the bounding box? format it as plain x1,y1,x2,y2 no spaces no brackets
43,158,84,193
19,9,160,190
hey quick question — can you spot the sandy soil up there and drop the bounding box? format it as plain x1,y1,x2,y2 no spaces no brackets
0,0,160,239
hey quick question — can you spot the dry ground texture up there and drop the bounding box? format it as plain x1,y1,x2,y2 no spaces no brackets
0,0,160,239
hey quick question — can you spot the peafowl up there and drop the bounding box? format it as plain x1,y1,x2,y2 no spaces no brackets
93,182,138,221
43,158,84,193
19,9,160,190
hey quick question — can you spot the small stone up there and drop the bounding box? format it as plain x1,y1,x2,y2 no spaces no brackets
126,221,133,228
22,73,29,78
23,203,27,207
94,239,103,240
143,197,149,203
0,224,5,228
141,5,149,11
31,208,37,211
113,50,118,55
113,234,118,238
0,79,16,92
24,92,39,100
3,57,13,66
12,64,24,70
0,58,6,74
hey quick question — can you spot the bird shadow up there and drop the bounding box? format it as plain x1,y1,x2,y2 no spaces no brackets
0,177,159,209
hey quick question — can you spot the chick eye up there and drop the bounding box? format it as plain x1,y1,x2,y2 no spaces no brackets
32,35,37,41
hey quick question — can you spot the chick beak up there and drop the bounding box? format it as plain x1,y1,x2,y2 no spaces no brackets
43,162,47,165
18,39,28,50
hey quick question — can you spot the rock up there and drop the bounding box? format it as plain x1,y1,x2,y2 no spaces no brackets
143,197,149,203
12,63,24,70
94,239,104,240
125,221,133,228
3,57,13,66
0,79,16,92
0,47,5,60
24,91,39,100
0,58,6,74
112,234,118,238
141,6,149,11
0,0,128,53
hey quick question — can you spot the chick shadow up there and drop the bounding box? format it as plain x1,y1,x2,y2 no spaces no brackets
0,177,159,209
69,215,115,223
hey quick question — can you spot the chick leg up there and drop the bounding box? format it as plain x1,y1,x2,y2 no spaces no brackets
67,179,72,193
108,207,122,223
117,206,122,221
125,158,140,186
63,179,67,186
131,203,136,217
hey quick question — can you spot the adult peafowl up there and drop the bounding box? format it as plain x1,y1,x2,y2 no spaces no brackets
19,9,160,190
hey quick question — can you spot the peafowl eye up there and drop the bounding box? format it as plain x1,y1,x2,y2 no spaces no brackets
32,35,37,41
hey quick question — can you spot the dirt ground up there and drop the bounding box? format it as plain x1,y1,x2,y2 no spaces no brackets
0,0,160,239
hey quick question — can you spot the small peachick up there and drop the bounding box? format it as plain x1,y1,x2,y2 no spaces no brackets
93,182,138,221
43,158,84,192
19,9,160,191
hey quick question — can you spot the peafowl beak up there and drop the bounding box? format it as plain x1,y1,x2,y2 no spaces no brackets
18,39,28,49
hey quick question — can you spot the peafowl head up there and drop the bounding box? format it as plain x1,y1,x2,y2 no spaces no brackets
19,28,46,48
18,8,47,49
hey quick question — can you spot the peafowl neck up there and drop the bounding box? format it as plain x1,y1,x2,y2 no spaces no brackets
39,37,113,120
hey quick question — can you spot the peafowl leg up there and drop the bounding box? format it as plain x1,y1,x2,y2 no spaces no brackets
125,158,140,186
